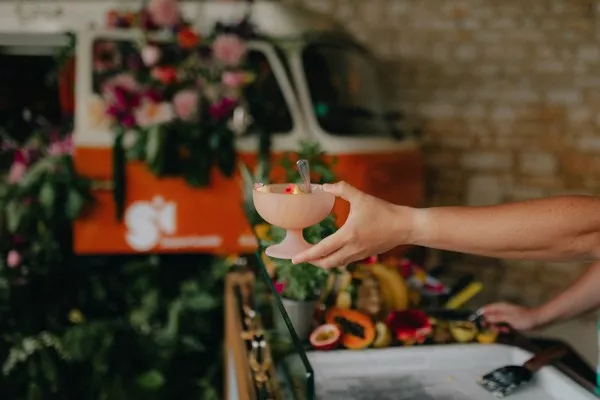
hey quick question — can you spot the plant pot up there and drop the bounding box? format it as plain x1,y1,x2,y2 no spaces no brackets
278,298,316,341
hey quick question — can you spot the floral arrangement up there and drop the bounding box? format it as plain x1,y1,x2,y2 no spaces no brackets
92,0,259,219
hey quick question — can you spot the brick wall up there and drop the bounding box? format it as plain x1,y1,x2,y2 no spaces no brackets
284,0,600,309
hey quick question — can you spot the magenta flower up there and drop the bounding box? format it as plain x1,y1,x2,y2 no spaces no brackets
209,97,237,121
103,76,142,128
212,34,247,66
6,250,21,268
274,280,287,295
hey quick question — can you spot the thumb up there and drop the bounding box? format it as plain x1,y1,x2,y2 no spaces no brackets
482,302,511,315
322,181,362,202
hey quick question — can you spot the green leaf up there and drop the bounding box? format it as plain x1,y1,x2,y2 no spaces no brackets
19,159,48,193
38,181,56,218
5,200,24,233
65,188,85,220
27,382,42,400
145,126,161,167
180,335,206,352
185,292,217,311
136,369,165,391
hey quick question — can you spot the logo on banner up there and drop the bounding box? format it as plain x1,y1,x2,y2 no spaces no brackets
125,196,176,251
124,196,222,251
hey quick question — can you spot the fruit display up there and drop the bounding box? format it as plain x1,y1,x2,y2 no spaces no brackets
307,256,502,352
321,264,409,320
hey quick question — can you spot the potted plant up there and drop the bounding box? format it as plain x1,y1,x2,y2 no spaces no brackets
269,218,336,340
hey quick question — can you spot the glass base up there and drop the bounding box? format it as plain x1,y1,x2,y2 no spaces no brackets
265,229,313,260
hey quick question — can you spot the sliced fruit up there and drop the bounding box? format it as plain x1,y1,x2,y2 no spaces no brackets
373,322,392,348
386,309,432,345
325,308,375,350
309,324,341,350
449,322,477,343
284,184,303,194
476,329,499,344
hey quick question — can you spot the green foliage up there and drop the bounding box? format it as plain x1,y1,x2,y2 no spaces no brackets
0,147,230,398
280,140,338,185
242,140,339,301
273,259,328,302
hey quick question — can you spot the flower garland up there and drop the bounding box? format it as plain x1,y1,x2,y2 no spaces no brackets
1,122,91,280
96,0,259,219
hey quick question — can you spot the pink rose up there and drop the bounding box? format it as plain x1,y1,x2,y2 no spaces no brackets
8,162,27,183
101,73,139,99
48,135,73,156
212,34,247,66
141,45,161,67
173,90,199,121
7,250,21,268
222,71,253,87
147,0,181,28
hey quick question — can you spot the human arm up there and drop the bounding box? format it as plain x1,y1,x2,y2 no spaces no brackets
411,195,600,262
484,261,600,330
291,181,600,268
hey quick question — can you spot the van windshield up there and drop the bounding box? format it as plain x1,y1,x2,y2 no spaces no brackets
302,43,392,137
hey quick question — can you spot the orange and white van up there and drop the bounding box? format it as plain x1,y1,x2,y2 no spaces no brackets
0,1,424,255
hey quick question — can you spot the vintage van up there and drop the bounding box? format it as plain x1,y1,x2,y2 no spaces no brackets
0,1,424,254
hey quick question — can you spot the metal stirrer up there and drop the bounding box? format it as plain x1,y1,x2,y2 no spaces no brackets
296,159,311,193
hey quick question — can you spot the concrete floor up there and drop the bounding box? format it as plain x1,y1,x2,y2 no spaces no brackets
531,316,598,367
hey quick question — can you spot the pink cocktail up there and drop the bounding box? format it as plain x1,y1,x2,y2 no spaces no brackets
253,183,335,259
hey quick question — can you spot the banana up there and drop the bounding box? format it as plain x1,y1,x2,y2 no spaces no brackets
358,263,409,312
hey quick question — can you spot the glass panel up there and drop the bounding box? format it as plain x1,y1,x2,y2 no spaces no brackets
245,49,294,134
302,43,392,138
249,252,315,400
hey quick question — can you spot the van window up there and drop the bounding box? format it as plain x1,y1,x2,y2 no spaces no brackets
0,53,63,139
302,43,392,137
244,49,293,135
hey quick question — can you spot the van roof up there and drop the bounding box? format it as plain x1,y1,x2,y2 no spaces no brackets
0,1,346,38
193,1,346,38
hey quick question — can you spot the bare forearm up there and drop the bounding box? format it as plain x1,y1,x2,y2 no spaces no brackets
407,195,600,261
534,261,600,326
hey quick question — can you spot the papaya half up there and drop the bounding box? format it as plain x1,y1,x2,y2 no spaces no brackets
325,307,375,350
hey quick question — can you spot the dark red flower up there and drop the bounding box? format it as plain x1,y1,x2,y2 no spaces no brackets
386,309,432,344
209,97,237,121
